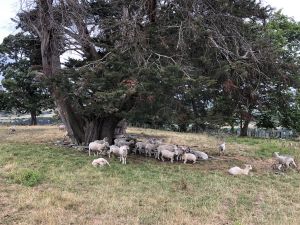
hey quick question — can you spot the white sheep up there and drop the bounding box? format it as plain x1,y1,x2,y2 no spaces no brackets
8,125,16,134
182,153,197,164
92,158,110,167
160,149,178,163
94,137,109,144
156,144,178,160
108,145,120,158
273,152,297,169
119,145,129,164
176,146,190,161
190,150,208,160
228,164,252,175
114,138,134,147
58,124,66,131
88,141,109,156
219,142,226,155
134,141,146,154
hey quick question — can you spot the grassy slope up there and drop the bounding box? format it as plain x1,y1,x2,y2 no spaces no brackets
0,126,300,225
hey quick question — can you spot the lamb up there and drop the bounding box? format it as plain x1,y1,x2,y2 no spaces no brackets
8,125,16,134
273,152,297,169
228,164,252,175
156,144,178,160
219,142,226,155
182,152,197,164
114,138,134,147
88,141,109,156
176,146,190,161
190,150,208,160
108,145,120,158
108,145,129,164
94,137,109,144
119,145,129,164
134,141,146,155
58,124,65,131
160,149,178,163
92,158,110,167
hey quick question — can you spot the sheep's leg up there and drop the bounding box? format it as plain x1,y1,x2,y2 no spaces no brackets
171,157,173,163
193,160,196,164
89,149,91,156
161,156,164,162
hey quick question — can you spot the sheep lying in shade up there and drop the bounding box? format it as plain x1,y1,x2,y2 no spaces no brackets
92,158,110,167
190,150,208,160
273,152,297,169
228,164,252,176
88,141,109,156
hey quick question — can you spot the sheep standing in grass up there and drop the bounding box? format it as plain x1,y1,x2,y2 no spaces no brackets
108,145,120,158
176,146,190,161
273,152,297,169
119,145,129,164
219,142,226,155
58,124,65,131
160,149,178,163
92,158,110,167
156,144,178,160
134,141,146,155
88,141,109,156
182,153,197,164
8,125,16,134
228,164,252,175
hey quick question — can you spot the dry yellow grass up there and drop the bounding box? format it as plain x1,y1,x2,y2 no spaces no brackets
0,125,300,225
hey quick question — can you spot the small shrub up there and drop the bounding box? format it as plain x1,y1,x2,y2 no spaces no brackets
11,169,43,187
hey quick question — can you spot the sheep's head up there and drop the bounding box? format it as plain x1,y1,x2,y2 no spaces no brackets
273,152,279,157
245,164,252,170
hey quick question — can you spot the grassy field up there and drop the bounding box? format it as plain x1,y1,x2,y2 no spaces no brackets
0,126,300,225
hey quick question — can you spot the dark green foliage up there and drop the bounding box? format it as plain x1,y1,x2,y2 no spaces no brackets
14,0,300,137
0,33,53,124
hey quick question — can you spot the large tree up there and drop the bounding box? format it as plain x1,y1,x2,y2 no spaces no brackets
16,0,282,142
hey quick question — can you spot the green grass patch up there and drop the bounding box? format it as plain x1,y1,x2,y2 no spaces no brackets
10,169,43,187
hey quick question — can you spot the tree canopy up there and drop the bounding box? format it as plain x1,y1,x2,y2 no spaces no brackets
3,0,298,141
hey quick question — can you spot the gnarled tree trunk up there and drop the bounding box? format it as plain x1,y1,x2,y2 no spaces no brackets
240,120,250,137
30,110,37,125
35,0,120,145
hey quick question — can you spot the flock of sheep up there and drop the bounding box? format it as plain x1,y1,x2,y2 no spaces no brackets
7,125,298,175
88,136,298,175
